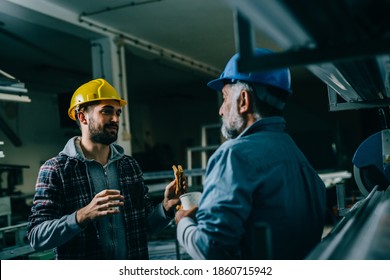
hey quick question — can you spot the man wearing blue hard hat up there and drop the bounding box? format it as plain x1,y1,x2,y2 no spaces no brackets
175,48,327,259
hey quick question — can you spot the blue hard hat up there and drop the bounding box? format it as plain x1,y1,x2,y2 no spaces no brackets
207,48,292,94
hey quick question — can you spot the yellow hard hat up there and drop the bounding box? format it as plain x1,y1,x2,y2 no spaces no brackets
68,78,127,120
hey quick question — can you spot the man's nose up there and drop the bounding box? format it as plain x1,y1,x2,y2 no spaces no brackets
111,113,120,123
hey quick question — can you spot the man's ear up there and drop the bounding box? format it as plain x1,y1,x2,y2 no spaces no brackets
77,111,88,125
238,89,252,114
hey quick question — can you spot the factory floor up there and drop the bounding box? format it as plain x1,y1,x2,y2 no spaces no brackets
148,239,191,260
149,223,336,260
148,222,192,260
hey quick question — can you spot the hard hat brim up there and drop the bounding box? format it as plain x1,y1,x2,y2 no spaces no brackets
207,78,227,92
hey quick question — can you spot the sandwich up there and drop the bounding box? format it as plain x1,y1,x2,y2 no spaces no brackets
172,164,184,196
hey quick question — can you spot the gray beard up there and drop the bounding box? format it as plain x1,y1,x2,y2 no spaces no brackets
221,123,240,140
221,107,245,140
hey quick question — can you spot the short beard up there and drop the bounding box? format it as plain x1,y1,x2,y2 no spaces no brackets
89,120,118,145
221,104,245,140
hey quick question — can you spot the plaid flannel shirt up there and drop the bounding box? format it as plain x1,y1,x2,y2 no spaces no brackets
28,151,155,259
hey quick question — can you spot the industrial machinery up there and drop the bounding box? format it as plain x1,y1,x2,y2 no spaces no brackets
353,128,390,197
306,185,390,259
0,70,35,259
307,125,390,259
0,222,34,259
0,158,33,260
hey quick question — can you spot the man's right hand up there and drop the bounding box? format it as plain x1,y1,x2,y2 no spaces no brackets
76,189,124,227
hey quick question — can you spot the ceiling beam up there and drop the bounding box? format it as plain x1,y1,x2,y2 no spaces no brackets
1,0,100,39
3,0,220,76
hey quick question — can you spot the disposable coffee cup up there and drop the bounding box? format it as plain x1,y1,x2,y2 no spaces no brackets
108,190,121,210
109,200,120,211
179,191,202,210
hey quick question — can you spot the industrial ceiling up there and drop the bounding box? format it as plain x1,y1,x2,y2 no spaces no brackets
0,0,279,96
1,0,390,112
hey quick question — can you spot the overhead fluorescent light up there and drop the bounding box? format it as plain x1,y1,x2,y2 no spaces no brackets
226,0,313,48
0,69,30,103
0,85,28,93
0,93,31,103
0,141,4,158
308,64,362,102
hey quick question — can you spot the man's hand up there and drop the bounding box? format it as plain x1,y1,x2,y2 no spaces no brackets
76,189,124,227
175,206,198,224
162,176,188,213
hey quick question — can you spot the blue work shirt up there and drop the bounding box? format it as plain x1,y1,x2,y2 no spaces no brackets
177,116,326,259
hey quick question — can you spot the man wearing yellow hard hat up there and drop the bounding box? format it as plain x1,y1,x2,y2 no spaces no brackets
27,78,185,259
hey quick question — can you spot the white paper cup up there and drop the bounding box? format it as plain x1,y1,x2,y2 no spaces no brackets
179,191,202,210
109,200,120,211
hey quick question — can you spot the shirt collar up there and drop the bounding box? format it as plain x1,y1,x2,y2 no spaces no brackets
239,116,286,138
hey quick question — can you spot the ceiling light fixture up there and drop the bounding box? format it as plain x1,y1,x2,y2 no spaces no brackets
0,93,31,103
0,69,30,103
